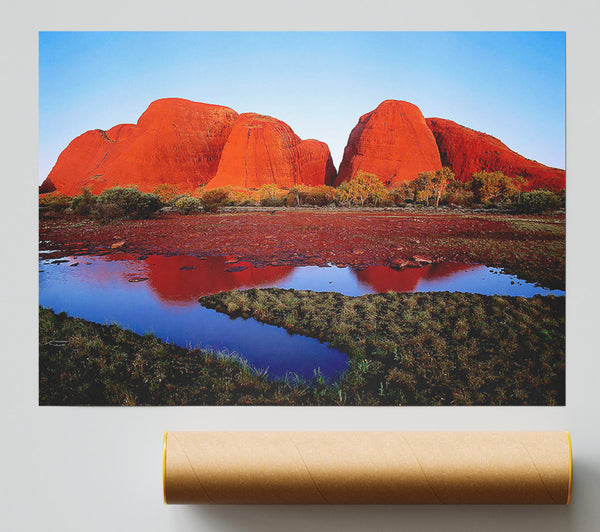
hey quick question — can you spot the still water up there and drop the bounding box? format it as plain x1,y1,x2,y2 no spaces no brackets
39,253,564,380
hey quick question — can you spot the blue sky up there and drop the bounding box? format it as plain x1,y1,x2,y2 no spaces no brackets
39,31,565,184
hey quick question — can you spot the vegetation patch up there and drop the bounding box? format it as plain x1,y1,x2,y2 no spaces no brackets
39,307,325,406
200,288,565,406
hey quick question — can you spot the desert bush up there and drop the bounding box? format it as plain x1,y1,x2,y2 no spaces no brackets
70,187,97,215
39,192,71,215
256,184,286,206
411,167,454,208
260,196,284,207
94,187,161,220
336,172,389,206
152,183,180,204
193,184,207,198
174,195,201,214
92,202,125,224
517,190,563,213
282,192,298,206
304,185,337,206
469,171,518,205
227,188,253,206
200,188,230,213
441,180,474,207
285,185,310,206
389,183,413,205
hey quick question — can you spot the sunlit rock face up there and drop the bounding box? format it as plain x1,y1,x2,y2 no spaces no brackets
426,118,565,192
206,113,337,190
41,98,238,195
335,100,442,187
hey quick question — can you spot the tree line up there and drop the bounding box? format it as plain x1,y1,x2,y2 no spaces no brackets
39,169,564,220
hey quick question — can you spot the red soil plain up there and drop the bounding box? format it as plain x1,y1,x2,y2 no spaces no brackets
39,209,565,290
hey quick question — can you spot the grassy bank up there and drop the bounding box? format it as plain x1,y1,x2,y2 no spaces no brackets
39,307,314,405
40,287,564,406
200,289,565,406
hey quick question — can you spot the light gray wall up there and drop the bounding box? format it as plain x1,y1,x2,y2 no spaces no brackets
3,1,599,530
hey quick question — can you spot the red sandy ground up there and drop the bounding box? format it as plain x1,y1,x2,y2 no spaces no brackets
39,208,565,289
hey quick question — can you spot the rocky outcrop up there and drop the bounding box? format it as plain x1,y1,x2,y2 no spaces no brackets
40,98,239,195
39,178,56,194
335,100,442,187
206,113,336,189
426,118,565,191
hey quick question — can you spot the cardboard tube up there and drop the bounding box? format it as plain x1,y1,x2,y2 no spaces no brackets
163,431,572,505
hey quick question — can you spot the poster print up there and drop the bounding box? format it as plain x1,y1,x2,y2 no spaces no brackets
39,32,565,406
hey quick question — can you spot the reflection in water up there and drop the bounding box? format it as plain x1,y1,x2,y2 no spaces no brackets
353,263,471,293
39,253,564,379
38,255,348,380
144,255,294,304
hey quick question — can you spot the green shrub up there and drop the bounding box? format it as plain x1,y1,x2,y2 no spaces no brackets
260,196,284,207
517,190,563,213
174,195,201,214
70,187,97,215
92,202,125,224
200,188,230,213
39,192,71,216
94,187,161,220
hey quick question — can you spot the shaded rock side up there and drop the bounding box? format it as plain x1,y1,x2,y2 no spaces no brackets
426,118,565,192
335,100,442,187
206,113,337,189
42,98,238,195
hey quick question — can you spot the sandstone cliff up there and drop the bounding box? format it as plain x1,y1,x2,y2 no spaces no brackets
41,98,239,195
335,100,442,187
206,113,336,189
426,118,565,191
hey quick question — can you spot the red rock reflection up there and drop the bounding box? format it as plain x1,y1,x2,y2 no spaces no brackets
143,255,294,303
354,262,474,293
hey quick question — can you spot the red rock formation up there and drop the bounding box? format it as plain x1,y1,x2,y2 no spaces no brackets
39,178,56,194
41,98,238,196
206,113,336,189
142,255,294,303
426,118,565,192
40,129,119,195
335,100,442,187
354,262,477,293
297,139,337,187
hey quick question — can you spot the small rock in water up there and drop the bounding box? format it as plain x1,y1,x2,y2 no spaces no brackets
390,258,411,270
225,266,248,273
128,276,149,283
412,255,433,265
180,266,195,270
70,262,80,267
111,241,126,249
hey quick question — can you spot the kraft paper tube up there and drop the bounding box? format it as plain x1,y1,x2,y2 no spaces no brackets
163,431,572,505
